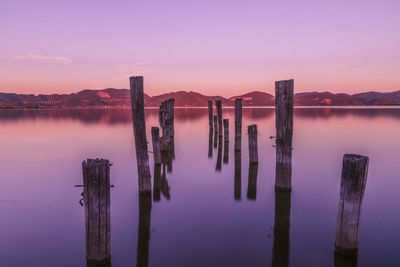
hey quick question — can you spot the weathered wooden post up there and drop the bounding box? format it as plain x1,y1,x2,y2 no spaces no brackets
248,124,258,164
271,191,291,267
275,79,294,191
159,99,175,139
130,76,152,193
151,127,161,165
234,151,241,200
213,115,218,134
215,100,222,136
235,98,242,151
223,141,229,164
137,190,152,267
223,119,229,143
82,158,111,267
208,101,213,131
334,154,369,257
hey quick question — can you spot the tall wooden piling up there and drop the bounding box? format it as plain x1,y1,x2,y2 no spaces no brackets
275,79,293,191
272,191,291,267
223,119,229,143
247,163,258,200
234,98,242,151
334,154,369,257
234,151,241,200
151,127,161,165
248,124,258,164
216,100,222,136
153,164,161,202
208,101,213,131
275,79,293,149
130,76,151,193
82,158,111,267
159,99,175,139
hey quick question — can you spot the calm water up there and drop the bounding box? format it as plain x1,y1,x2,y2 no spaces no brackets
1,108,400,267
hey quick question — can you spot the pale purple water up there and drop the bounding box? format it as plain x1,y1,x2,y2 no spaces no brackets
0,108,399,267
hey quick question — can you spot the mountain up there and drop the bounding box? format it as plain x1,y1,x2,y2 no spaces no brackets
1,89,400,109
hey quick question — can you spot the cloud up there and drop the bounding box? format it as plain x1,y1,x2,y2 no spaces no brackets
117,62,150,74
13,51,71,63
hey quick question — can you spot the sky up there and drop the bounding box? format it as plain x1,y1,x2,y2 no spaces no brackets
0,0,399,97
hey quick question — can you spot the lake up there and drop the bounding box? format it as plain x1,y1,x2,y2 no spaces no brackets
0,107,399,267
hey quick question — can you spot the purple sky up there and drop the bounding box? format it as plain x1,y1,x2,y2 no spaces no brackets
0,0,399,96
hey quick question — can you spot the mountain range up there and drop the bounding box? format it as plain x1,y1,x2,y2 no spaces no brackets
1,88,400,109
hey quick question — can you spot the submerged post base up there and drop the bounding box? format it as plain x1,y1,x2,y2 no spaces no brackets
334,246,358,258
87,257,111,267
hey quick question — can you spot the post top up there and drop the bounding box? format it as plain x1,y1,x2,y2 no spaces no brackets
275,79,294,84
82,158,111,168
343,154,369,162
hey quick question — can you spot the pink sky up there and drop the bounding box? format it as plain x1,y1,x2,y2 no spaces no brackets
0,0,399,97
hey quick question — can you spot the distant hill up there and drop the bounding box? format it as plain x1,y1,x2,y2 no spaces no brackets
1,89,400,109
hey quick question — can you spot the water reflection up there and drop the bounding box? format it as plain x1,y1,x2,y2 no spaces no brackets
234,151,241,200
271,191,291,267
137,192,152,267
208,130,213,158
334,253,357,267
216,136,223,171
247,163,258,200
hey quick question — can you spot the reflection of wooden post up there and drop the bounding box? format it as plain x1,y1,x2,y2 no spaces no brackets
275,147,292,191
151,127,161,165
223,140,229,164
82,158,111,267
153,164,161,202
208,130,213,158
235,98,242,151
234,151,241,200
216,100,222,136
130,76,151,193
247,163,258,200
213,115,218,134
334,253,357,267
272,191,291,267
208,101,213,131
275,79,293,191
335,154,369,257
223,119,229,143
248,125,258,164
137,192,152,267
216,136,223,171
159,99,175,139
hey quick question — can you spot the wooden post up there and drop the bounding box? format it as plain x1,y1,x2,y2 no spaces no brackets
334,154,369,257
151,127,161,165
159,99,174,139
215,100,222,136
208,101,213,131
275,147,292,191
275,79,293,149
137,191,152,267
223,119,229,143
213,123,218,149
130,76,151,193
248,124,258,164
275,79,293,191
234,151,241,200
271,191,291,267
223,140,229,164
213,115,218,134
235,98,242,151
82,158,111,267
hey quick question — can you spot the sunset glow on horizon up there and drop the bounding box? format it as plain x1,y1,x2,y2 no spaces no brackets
1,0,399,97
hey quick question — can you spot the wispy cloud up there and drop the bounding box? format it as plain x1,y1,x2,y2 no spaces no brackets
0,52,71,63
118,62,146,72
